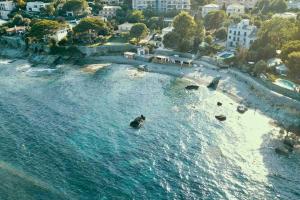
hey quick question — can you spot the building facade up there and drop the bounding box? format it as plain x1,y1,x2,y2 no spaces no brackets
202,4,220,17
216,0,258,9
118,22,134,33
226,19,257,49
26,1,50,12
99,5,121,18
132,0,190,12
226,4,244,16
0,1,15,19
101,0,123,5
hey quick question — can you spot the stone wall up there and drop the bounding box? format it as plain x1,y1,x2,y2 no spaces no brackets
0,36,26,49
77,44,136,56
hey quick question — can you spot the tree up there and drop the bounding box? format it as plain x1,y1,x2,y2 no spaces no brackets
270,0,287,13
12,14,24,26
146,17,163,30
129,23,148,42
29,19,65,40
42,4,56,16
253,60,267,76
127,10,144,23
204,35,213,44
204,10,226,30
286,51,300,77
215,28,227,40
62,0,88,16
281,40,300,61
163,32,178,49
73,17,111,36
15,0,26,9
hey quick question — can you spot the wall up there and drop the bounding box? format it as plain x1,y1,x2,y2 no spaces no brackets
77,44,136,56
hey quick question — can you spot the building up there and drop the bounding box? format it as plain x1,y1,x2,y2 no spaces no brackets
272,12,297,19
161,26,173,36
216,0,258,9
202,4,220,17
99,5,121,18
118,22,134,33
5,26,26,35
226,4,244,16
0,1,15,19
49,28,68,42
226,19,257,49
101,0,123,5
132,0,191,12
287,0,300,9
26,1,50,12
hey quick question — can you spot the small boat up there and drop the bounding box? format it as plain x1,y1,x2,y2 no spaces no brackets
130,115,146,129
215,115,226,121
185,85,199,90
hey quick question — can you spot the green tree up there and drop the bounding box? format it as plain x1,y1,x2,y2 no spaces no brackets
215,28,227,40
73,17,111,36
270,0,287,13
204,10,226,30
129,23,148,42
281,40,300,61
127,10,144,23
286,51,300,77
253,60,267,76
29,19,65,40
62,0,88,16
163,32,178,49
204,35,213,44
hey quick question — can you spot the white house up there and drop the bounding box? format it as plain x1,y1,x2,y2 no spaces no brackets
162,26,173,36
26,1,50,12
49,28,68,42
118,22,134,33
132,0,190,12
0,1,15,19
226,4,244,16
202,4,220,17
226,19,257,49
287,0,300,9
99,5,121,18
216,0,258,9
272,12,297,19
101,0,123,5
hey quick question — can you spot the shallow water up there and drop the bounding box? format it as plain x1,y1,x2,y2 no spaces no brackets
0,59,299,200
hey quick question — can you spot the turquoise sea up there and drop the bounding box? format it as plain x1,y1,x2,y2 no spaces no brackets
0,59,299,200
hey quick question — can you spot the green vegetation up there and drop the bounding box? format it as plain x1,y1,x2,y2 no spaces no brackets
163,11,205,52
61,0,88,16
29,19,66,41
204,10,227,30
129,23,148,43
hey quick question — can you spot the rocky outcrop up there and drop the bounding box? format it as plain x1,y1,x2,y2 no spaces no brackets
185,85,199,90
237,105,248,114
217,102,222,106
130,115,146,129
215,115,226,121
207,76,221,90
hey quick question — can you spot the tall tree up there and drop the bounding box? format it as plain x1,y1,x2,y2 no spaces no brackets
129,23,148,42
204,10,227,30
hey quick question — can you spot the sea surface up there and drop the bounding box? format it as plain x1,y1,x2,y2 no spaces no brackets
0,59,299,200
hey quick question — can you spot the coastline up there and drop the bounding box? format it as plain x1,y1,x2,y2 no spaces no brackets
1,48,299,132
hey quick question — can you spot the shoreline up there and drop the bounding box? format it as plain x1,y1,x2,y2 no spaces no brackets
1,48,299,132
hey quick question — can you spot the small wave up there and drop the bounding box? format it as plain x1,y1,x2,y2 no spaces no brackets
16,64,31,72
26,68,58,77
0,59,12,65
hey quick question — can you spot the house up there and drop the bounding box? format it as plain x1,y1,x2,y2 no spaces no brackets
118,22,134,33
216,0,258,9
48,28,69,42
137,46,149,56
275,64,289,75
124,52,136,59
272,12,297,19
226,19,257,49
5,26,26,35
226,4,244,16
26,1,50,12
153,55,170,63
169,55,193,66
132,0,190,12
202,4,220,17
0,1,15,19
99,5,121,18
267,58,282,68
287,0,300,9
101,0,123,5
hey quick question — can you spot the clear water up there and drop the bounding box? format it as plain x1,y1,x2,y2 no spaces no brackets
0,59,299,200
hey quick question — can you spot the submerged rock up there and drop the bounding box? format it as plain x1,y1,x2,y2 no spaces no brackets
237,105,248,114
130,115,146,129
275,146,291,156
217,102,222,106
207,76,221,90
215,115,226,121
185,85,199,90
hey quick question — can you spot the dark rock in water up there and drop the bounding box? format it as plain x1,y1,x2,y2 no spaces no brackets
237,105,248,114
215,115,226,121
275,147,291,156
283,138,295,149
217,102,222,106
207,76,221,90
130,115,146,128
185,85,199,90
